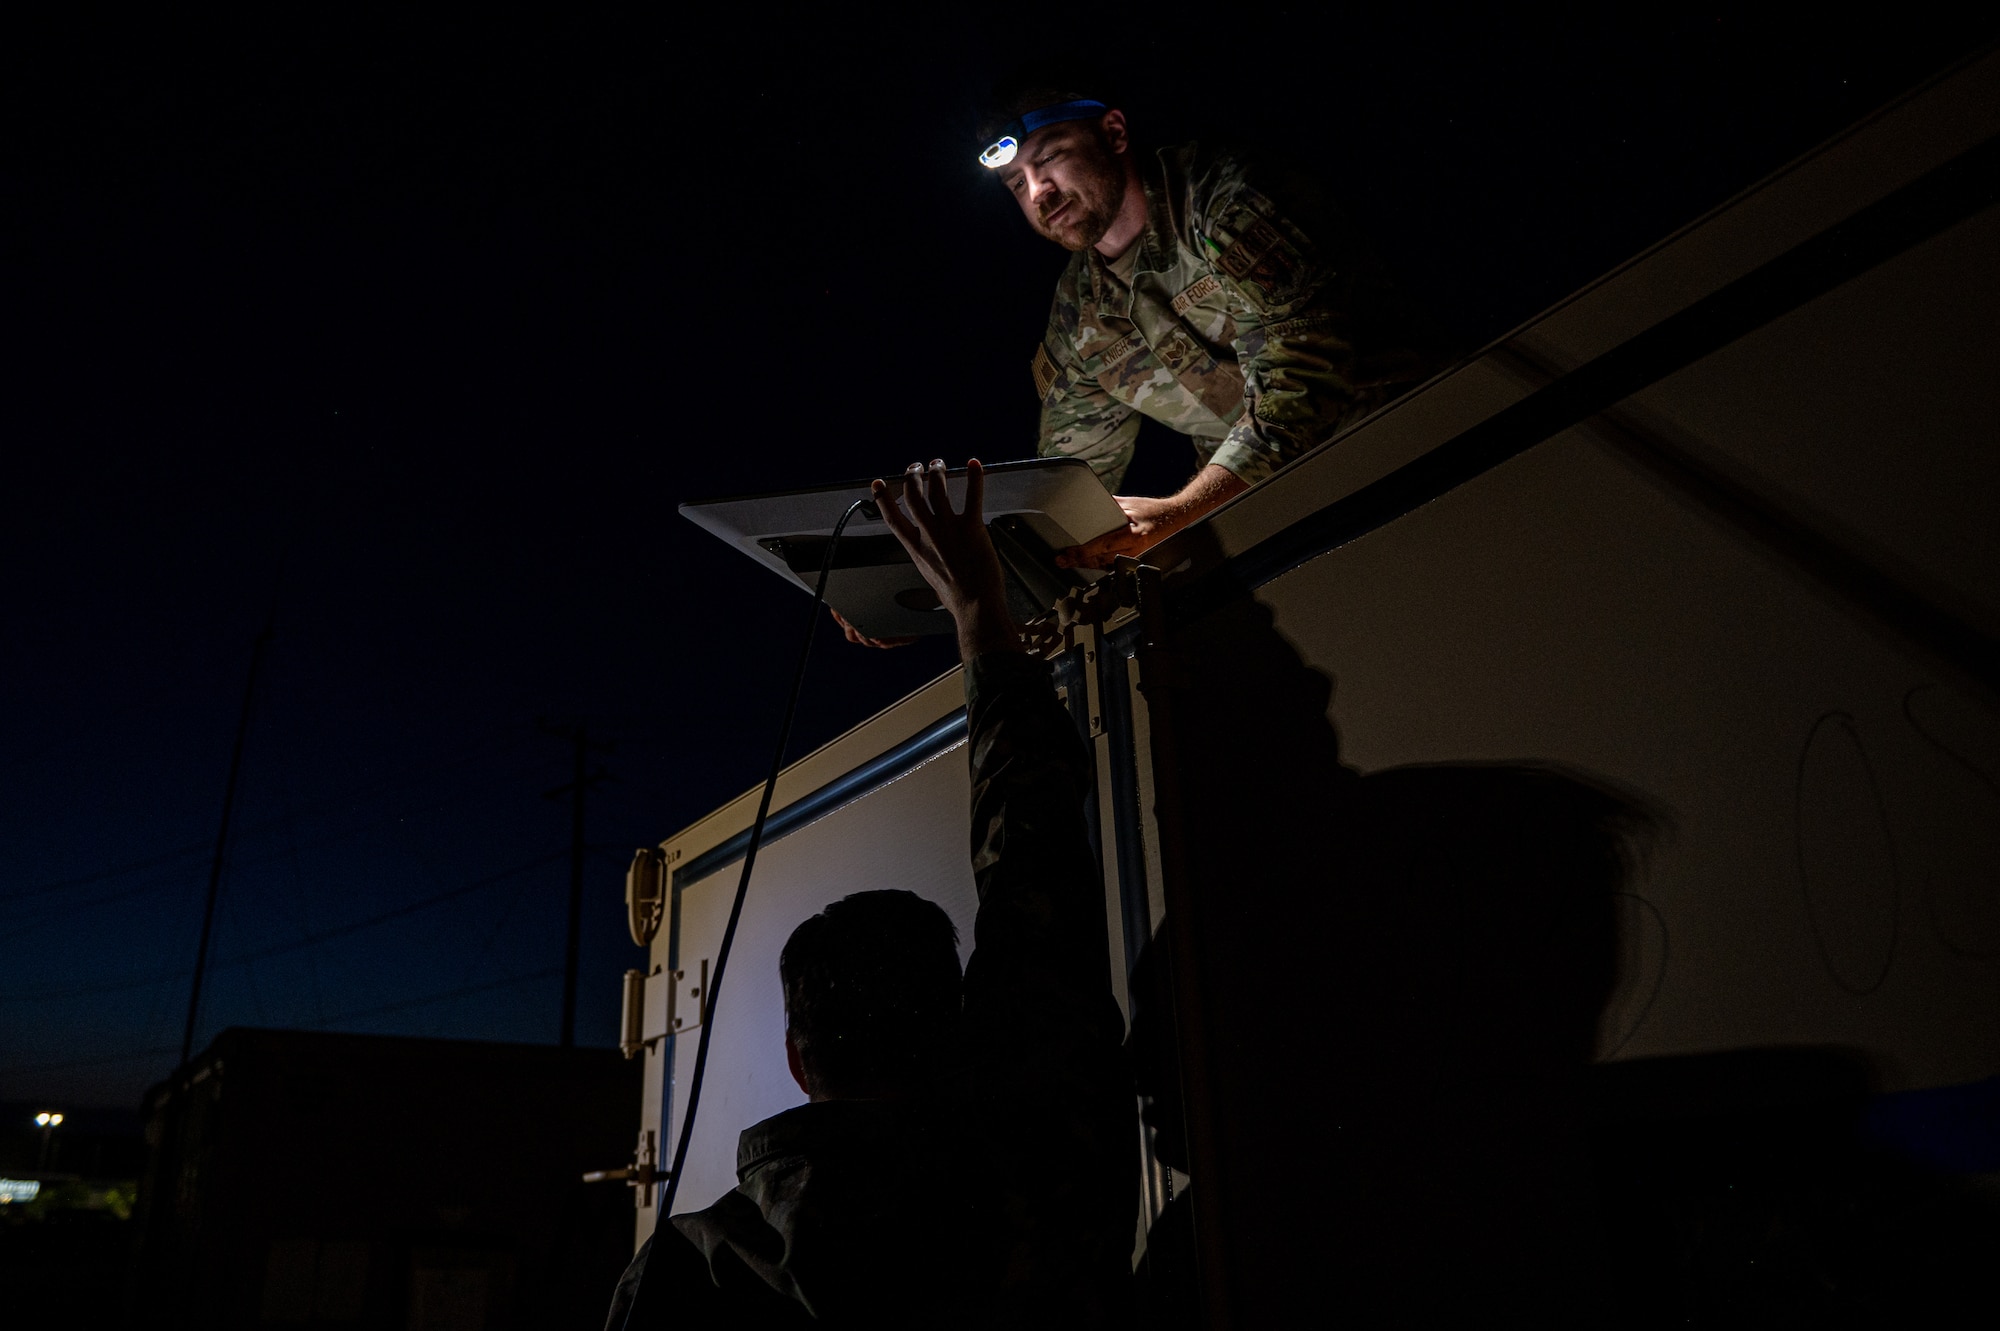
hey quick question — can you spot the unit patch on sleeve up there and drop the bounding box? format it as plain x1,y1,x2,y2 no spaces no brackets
1213,216,1310,309
1215,219,1283,280
1170,274,1222,317
1031,343,1061,401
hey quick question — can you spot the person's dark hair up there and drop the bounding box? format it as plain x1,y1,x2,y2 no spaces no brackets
780,890,962,1098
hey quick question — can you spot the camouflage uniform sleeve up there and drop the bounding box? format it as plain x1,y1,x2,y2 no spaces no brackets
1196,157,1405,487
1032,309,1141,493
1037,373,1141,492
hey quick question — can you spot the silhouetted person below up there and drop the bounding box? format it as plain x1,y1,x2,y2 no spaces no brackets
607,459,1135,1328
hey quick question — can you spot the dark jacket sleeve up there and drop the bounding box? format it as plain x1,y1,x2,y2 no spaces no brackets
606,1230,812,1331
957,651,1137,1319
959,650,1121,1041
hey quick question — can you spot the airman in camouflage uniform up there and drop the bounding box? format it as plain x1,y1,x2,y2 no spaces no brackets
831,93,1438,642
1033,140,1437,493
964,89,1436,573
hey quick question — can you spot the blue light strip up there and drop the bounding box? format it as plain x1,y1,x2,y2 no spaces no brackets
673,709,970,891
1019,99,1106,134
980,100,1108,167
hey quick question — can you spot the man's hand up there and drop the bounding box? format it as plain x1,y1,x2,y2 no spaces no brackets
873,458,1022,662
829,606,916,650
1054,493,1177,569
1055,463,1250,570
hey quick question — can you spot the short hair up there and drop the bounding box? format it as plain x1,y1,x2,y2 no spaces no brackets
780,890,962,1098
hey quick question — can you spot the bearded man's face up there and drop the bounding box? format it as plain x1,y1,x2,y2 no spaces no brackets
999,119,1128,252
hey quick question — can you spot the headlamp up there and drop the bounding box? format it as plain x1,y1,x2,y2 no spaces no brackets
978,99,1108,169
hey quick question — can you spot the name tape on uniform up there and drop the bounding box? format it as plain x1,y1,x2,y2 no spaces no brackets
1098,333,1146,370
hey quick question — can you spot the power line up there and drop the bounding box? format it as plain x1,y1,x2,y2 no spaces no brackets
271,719,329,1028
0,729,545,908
0,843,208,905
429,859,543,1038
541,722,612,1049
302,966,563,1029
0,850,567,1003
0,1044,182,1077
228,848,564,967
0,747,562,935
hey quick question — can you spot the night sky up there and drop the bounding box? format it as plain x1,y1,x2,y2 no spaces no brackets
5,10,1992,1109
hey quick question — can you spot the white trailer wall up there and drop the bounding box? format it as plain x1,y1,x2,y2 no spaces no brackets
625,53,2000,1303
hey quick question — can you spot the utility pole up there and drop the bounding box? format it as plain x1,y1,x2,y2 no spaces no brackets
543,723,612,1048
180,619,274,1070
158,571,281,1321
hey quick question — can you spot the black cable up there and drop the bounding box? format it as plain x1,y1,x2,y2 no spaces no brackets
655,494,873,1222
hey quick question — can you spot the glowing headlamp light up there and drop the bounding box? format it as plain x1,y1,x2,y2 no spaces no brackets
978,99,1108,169
980,136,1020,169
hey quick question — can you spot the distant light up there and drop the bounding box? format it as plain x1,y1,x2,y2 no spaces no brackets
34,1111,63,1127
0,1179,40,1204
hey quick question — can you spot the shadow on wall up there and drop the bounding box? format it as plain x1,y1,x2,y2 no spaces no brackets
1126,579,1998,1326
1128,580,1648,1324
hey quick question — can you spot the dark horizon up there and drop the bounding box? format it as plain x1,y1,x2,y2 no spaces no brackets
6,10,1994,1110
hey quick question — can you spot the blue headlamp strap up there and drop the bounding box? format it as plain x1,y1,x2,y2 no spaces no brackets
978,99,1108,169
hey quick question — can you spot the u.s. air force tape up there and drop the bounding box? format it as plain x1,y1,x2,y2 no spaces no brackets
1171,274,1222,316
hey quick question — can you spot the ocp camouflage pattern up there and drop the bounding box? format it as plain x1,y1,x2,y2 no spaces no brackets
1035,141,1440,490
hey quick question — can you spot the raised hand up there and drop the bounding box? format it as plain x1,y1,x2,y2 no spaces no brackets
873,459,1022,661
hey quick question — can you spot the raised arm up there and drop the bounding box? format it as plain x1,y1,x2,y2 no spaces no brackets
872,461,1117,1029
876,459,1134,1310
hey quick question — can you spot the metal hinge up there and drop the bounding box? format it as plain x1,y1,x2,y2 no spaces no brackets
668,958,709,1035
618,958,709,1060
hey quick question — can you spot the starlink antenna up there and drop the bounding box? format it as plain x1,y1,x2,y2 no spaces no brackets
679,457,1126,637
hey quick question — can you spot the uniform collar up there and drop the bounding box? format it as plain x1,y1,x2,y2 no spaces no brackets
735,1098,904,1182
1083,158,1173,318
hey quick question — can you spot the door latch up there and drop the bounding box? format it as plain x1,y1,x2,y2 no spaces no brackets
583,1129,664,1208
